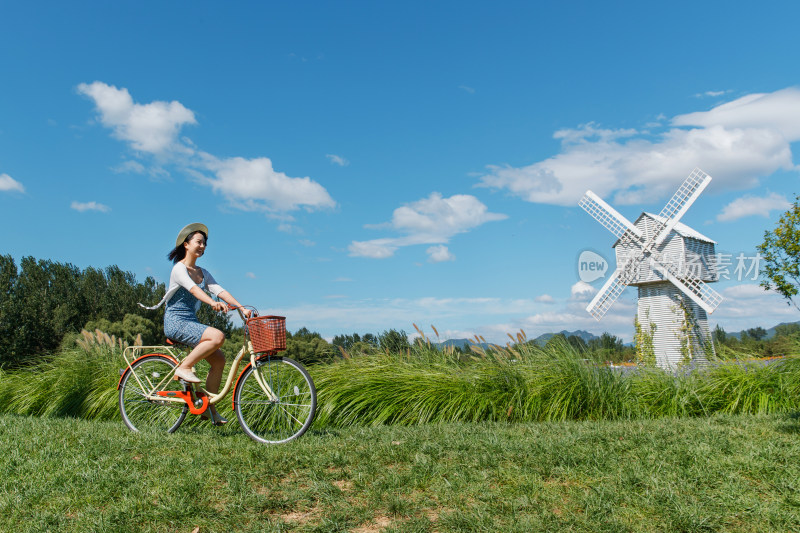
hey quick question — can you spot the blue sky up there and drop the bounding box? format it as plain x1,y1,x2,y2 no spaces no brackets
2,1,799,343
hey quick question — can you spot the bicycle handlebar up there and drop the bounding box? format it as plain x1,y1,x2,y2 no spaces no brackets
226,304,259,322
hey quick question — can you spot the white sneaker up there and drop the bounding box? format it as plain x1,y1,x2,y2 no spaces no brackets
174,367,201,383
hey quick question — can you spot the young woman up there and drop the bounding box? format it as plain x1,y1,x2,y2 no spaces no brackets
142,222,250,425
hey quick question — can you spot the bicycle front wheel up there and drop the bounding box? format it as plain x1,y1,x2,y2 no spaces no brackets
234,356,316,444
119,354,187,433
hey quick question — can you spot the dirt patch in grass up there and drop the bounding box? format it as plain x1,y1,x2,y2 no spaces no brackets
422,507,440,522
351,514,393,533
333,479,353,492
278,504,323,526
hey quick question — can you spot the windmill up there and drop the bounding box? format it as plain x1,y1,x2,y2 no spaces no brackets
579,168,722,369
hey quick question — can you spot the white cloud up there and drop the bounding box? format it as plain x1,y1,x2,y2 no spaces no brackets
349,193,506,259
674,88,800,141
459,85,475,94
427,245,455,262
79,82,336,216
694,90,730,98
348,239,397,259
712,283,799,330
0,173,24,193
717,192,792,222
245,272,257,279
71,201,111,213
478,87,800,206
77,81,196,154
268,296,543,339
535,294,555,304
570,281,596,301
267,283,795,346
111,160,146,174
326,154,349,166
200,155,336,213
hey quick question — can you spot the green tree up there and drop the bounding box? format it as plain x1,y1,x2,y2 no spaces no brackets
713,324,727,344
284,328,337,365
588,332,626,363
588,332,624,353
765,325,799,357
745,327,768,341
773,322,800,338
332,332,361,350
0,255,19,363
758,195,800,311
0,256,165,366
378,329,410,354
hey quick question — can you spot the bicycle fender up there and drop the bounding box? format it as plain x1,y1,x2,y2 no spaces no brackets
232,361,254,411
117,353,180,390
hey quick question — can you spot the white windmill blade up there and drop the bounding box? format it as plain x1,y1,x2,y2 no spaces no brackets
649,258,723,314
579,191,643,242
650,168,712,249
585,269,632,320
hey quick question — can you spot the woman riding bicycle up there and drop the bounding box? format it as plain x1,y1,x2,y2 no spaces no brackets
142,222,250,425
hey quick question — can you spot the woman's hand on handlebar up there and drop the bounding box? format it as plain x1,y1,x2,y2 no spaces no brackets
211,301,229,313
227,305,253,319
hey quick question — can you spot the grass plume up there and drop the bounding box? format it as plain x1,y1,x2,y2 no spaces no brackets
0,328,798,428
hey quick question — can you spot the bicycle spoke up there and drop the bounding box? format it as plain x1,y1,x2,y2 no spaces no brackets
277,405,304,427
119,355,187,433
234,356,316,444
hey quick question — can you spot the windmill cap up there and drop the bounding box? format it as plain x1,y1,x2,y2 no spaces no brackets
176,223,209,247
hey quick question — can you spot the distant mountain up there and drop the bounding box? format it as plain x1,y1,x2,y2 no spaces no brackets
723,320,800,341
435,330,599,351
434,321,799,352
435,338,491,351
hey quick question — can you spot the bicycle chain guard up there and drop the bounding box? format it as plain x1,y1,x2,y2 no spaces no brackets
156,389,209,415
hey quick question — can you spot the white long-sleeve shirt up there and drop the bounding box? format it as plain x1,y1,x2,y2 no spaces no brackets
139,263,226,311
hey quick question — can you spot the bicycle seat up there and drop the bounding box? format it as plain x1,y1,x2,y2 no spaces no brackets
165,338,190,349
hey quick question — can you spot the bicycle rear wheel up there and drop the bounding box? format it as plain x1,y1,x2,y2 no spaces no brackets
119,354,187,433
234,356,316,444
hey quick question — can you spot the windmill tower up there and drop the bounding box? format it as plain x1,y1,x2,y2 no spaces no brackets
579,168,722,369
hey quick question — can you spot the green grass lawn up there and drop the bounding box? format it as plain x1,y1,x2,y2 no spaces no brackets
1,413,799,532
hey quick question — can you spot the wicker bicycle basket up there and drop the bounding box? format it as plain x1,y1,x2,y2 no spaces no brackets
246,315,287,353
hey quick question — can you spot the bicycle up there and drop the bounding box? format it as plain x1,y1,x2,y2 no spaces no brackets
117,306,316,444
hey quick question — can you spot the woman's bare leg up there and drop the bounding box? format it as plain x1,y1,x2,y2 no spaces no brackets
204,349,225,394
176,328,227,421
177,327,225,371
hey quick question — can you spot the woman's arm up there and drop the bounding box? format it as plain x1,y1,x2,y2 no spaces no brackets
217,291,252,318
197,269,252,317
189,286,229,313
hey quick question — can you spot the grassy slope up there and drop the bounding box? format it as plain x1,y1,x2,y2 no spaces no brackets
1,413,799,532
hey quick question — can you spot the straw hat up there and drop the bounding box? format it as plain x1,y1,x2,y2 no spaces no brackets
175,223,209,247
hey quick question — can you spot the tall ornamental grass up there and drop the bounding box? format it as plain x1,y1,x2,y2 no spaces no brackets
1,329,799,427
0,331,122,420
